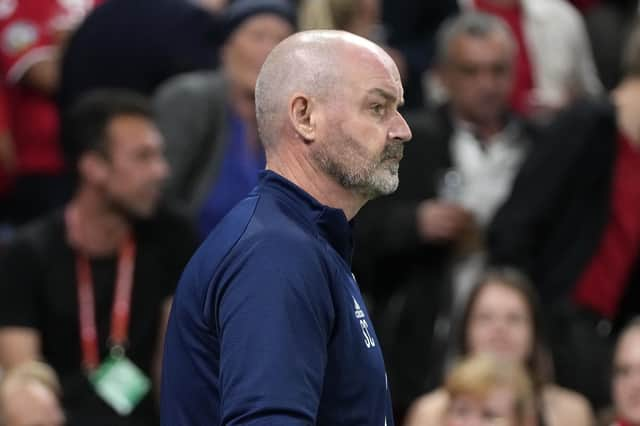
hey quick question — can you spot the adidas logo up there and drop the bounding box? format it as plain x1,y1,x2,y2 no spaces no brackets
353,296,364,319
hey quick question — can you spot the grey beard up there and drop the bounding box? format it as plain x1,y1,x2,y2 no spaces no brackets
311,141,402,200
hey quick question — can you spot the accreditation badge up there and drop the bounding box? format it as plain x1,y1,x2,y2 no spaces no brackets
71,225,144,415
89,351,151,416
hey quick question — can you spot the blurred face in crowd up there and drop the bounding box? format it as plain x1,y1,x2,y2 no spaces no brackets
613,327,640,425
439,30,514,127
445,386,519,426
88,115,169,219
222,14,294,124
467,282,533,365
1,381,66,426
309,41,412,199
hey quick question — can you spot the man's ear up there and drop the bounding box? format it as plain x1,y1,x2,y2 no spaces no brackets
78,152,109,184
289,93,317,142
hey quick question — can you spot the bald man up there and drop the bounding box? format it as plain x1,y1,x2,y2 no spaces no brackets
160,30,412,425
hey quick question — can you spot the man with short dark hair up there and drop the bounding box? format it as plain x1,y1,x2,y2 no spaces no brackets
0,90,198,426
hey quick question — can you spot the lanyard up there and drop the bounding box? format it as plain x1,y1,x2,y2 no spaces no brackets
75,233,136,371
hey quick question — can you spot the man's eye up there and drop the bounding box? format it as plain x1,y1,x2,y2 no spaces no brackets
372,104,386,116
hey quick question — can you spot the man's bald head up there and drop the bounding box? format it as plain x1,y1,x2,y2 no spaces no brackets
255,30,398,148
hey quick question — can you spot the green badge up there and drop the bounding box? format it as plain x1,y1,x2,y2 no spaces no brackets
90,353,151,416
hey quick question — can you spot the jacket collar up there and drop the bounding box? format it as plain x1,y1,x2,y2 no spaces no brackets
256,170,354,265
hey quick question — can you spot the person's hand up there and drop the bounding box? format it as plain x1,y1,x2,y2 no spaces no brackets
416,200,474,242
525,89,569,123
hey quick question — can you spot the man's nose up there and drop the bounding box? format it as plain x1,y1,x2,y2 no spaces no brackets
389,112,412,143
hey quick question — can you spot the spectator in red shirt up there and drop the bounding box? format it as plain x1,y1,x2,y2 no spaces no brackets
0,0,97,225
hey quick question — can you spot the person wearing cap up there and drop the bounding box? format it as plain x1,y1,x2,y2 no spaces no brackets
153,0,295,239
160,30,412,425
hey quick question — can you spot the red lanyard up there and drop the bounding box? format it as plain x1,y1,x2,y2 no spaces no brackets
75,235,136,371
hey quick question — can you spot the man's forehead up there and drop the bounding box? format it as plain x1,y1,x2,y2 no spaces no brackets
450,32,513,58
365,84,404,106
341,47,403,97
356,64,404,103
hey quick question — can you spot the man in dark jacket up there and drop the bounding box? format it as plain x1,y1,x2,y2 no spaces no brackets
353,12,536,418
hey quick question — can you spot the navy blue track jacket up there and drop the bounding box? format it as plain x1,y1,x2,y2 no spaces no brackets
161,171,394,425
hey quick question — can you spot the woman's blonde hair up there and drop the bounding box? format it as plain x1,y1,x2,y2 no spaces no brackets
446,354,534,424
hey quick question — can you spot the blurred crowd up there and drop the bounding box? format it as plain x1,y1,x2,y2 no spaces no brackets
0,0,638,425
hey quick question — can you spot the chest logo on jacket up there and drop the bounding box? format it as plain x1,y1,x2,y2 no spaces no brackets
353,296,375,349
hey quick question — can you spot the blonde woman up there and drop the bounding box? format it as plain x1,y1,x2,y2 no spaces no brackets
442,354,535,426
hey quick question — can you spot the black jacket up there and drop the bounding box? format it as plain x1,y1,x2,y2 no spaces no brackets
488,98,640,328
58,0,220,113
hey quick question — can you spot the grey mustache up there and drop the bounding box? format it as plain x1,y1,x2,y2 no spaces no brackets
381,145,404,161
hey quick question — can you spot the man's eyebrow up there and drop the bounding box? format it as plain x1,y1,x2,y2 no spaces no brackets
367,88,404,107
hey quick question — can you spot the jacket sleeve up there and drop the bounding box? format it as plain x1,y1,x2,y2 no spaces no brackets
487,101,608,275
356,198,426,257
214,238,334,425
